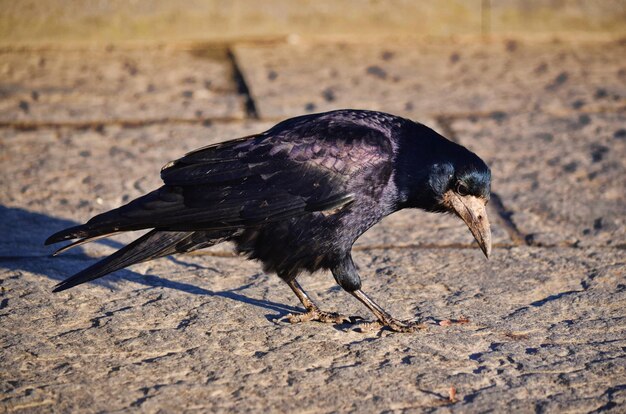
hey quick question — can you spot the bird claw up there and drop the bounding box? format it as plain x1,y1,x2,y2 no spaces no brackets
286,308,357,324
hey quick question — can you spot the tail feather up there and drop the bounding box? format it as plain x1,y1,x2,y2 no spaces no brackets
45,189,169,246
45,224,96,245
52,232,123,256
52,230,193,292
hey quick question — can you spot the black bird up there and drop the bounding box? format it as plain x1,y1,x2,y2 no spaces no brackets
46,109,491,332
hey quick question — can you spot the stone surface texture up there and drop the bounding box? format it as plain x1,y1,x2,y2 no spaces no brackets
234,39,626,119
452,112,626,248
0,47,245,123
1,38,625,413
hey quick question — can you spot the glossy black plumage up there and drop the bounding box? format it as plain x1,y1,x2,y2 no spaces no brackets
47,109,491,331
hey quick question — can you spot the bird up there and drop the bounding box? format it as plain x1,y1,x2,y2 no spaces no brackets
46,109,491,332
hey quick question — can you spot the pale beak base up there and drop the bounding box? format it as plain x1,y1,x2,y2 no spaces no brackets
444,191,492,258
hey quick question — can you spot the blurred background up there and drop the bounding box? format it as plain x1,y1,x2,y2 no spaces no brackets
1,0,626,43
1,2,626,412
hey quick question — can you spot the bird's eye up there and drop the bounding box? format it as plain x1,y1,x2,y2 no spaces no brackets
456,182,469,196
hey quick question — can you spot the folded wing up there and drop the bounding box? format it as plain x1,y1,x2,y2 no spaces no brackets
46,118,393,246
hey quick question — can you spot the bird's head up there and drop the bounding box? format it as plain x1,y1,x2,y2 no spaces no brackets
396,124,492,258
433,162,492,259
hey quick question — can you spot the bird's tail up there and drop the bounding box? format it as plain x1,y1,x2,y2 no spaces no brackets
52,230,194,292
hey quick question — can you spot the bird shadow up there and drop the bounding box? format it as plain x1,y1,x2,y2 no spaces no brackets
0,205,299,318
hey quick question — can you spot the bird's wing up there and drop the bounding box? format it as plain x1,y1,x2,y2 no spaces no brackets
46,120,394,244
156,121,393,228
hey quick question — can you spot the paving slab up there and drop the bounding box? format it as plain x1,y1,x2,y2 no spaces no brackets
0,47,246,123
234,39,626,119
1,246,624,412
0,122,510,259
451,112,626,247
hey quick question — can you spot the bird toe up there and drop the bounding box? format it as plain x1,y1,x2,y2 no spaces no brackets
354,318,427,333
286,309,359,325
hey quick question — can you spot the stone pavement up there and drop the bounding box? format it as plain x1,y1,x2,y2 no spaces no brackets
1,38,625,413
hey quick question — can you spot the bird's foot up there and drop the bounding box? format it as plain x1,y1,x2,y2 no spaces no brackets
286,308,355,324
383,318,426,333
356,317,426,333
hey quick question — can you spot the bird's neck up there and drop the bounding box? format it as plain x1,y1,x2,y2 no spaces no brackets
392,124,453,212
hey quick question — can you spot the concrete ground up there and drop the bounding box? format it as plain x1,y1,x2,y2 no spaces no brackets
1,37,625,412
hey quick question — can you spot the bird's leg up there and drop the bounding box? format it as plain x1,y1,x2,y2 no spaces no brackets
350,290,423,333
332,254,422,333
285,279,353,324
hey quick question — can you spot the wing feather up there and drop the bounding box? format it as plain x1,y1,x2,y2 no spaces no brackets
48,118,393,244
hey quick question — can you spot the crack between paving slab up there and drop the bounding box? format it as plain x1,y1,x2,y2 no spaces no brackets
489,192,528,246
0,242,513,261
353,242,515,251
0,117,246,131
0,37,289,53
3,242,624,262
227,48,259,120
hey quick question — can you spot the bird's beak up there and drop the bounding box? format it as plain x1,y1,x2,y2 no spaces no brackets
445,191,492,258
